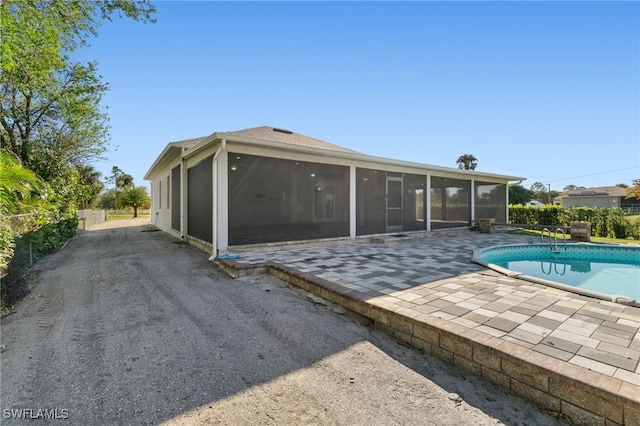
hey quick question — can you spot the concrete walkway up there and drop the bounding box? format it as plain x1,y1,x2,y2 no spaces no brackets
219,229,640,425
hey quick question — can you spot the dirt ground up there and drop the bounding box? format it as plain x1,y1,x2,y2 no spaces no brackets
0,219,564,425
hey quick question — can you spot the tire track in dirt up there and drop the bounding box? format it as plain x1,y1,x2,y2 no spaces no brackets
130,238,325,396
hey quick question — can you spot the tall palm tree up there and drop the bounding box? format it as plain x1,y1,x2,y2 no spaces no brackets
75,164,104,209
119,186,150,218
456,154,478,170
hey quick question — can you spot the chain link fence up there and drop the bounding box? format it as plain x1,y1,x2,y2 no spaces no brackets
1,213,78,307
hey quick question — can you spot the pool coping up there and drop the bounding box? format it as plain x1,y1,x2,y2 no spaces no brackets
472,243,640,308
217,250,640,425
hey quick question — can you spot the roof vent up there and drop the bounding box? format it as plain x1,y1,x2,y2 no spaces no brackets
272,127,293,135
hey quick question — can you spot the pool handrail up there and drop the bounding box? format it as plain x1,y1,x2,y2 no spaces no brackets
541,227,567,252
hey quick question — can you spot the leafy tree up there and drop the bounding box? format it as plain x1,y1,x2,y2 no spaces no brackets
562,184,585,192
616,183,629,188
563,185,577,191
530,182,546,192
508,184,534,205
75,165,104,209
94,189,117,210
626,179,640,200
111,166,134,190
107,165,134,209
456,154,478,170
0,0,155,211
529,181,551,203
119,186,150,217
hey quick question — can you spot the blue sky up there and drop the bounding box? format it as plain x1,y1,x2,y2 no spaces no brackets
77,1,639,192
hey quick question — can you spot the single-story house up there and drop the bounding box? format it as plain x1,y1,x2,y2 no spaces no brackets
553,186,640,210
144,126,524,258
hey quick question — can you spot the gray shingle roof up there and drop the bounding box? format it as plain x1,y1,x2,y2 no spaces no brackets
564,186,628,197
221,126,359,154
168,136,207,149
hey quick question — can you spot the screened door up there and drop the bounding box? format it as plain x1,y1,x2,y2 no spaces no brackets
386,177,403,232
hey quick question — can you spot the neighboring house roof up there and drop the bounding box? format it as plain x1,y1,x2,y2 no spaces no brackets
220,126,360,154
560,186,629,197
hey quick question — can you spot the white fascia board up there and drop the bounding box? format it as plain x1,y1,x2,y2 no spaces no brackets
352,153,525,182
144,145,180,180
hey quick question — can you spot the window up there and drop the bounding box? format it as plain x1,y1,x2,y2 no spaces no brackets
159,180,162,209
187,156,213,242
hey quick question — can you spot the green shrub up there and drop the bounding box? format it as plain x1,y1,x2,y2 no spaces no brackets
628,217,640,240
508,205,637,239
1,211,79,306
509,205,563,226
0,220,14,273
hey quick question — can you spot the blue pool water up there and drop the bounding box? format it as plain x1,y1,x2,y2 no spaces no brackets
474,244,640,303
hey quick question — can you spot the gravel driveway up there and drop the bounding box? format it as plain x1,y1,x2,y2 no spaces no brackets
0,219,562,425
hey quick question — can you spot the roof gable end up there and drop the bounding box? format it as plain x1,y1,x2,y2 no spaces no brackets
221,126,360,154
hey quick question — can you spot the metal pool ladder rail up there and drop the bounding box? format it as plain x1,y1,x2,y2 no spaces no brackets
541,228,567,252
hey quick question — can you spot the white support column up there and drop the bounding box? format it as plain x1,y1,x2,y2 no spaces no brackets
426,175,431,231
210,142,229,260
350,165,356,239
217,150,229,252
470,179,476,222
505,183,511,223
211,155,217,258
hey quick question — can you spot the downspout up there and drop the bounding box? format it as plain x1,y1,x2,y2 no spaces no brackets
180,153,187,239
209,139,226,261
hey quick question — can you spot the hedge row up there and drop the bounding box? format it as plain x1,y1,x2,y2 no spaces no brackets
509,206,640,240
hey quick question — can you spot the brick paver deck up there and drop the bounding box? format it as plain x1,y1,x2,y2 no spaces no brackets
218,229,640,424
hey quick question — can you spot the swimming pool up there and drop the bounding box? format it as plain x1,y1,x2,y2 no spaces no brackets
473,243,640,306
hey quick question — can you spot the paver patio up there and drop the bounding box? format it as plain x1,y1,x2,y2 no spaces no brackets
218,228,640,424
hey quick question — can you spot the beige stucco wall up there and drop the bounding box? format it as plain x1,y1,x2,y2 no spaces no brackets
561,196,620,209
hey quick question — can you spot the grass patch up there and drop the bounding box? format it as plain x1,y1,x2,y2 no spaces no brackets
508,228,640,244
105,208,151,221
107,214,151,221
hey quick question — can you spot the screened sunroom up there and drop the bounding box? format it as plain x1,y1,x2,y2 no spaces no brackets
145,126,522,257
